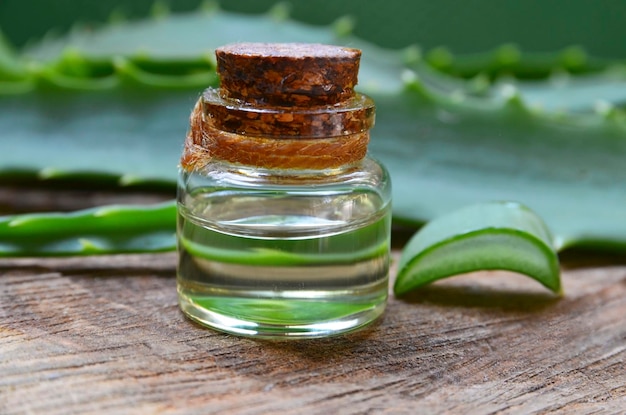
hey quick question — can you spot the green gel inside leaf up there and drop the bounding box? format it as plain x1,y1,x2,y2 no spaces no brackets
394,202,561,295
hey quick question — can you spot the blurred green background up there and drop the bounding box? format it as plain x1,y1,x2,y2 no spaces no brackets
1,0,625,57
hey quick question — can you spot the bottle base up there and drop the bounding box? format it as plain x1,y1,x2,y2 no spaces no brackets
178,290,387,339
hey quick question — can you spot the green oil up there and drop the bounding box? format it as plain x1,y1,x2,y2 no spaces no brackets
177,190,391,338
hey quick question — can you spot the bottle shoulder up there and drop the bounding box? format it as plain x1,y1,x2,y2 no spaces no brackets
179,156,391,199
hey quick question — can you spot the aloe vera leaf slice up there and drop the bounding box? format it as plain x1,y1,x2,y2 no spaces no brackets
394,202,561,296
0,200,176,256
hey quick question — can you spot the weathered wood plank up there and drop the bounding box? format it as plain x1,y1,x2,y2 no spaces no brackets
1,253,625,414
0,188,625,413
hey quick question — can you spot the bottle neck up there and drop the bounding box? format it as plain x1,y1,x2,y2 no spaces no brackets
180,88,375,172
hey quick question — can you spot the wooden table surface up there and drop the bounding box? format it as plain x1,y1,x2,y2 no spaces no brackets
1,188,625,414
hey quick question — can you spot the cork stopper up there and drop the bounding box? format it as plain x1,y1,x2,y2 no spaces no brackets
181,43,374,171
216,43,361,106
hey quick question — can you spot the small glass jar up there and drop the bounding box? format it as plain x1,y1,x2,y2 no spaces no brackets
176,43,392,339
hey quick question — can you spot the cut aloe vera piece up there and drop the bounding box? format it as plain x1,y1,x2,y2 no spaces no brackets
394,202,561,295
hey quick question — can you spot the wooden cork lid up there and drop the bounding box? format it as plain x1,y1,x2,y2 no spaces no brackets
215,43,361,106
181,43,374,171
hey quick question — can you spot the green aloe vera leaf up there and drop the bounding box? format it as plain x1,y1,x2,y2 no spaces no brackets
0,89,193,184
0,10,406,183
8,0,625,73
0,200,176,256
19,8,345,62
426,45,615,79
5,0,626,59
371,88,626,252
11,9,626,113
394,202,561,296
0,9,625,256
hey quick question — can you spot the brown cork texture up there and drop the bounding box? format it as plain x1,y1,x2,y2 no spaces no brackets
181,42,373,170
202,89,374,138
216,43,361,106
181,101,370,171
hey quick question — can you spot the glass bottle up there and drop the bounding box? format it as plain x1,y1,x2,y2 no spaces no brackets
176,43,392,339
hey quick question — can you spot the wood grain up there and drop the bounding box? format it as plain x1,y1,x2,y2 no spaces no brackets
1,189,625,414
